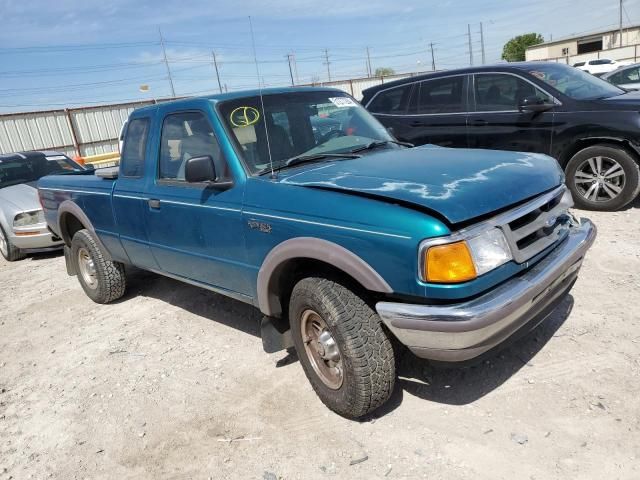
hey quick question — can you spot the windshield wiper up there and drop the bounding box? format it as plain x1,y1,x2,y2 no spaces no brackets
256,153,361,176
348,139,413,154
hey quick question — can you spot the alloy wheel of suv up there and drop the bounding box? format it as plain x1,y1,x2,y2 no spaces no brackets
566,145,640,211
574,156,625,203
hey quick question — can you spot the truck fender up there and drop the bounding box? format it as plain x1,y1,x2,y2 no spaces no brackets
257,237,393,317
57,200,113,261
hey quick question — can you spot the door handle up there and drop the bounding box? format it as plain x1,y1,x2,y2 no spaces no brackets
410,121,426,127
470,119,488,126
148,199,161,209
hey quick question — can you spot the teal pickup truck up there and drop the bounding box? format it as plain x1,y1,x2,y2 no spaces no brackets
38,87,596,419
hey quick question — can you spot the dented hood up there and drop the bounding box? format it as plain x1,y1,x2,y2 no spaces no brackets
277,145,563,224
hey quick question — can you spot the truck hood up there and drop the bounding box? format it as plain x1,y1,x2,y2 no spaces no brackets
0,183,39,211
277,145,563,224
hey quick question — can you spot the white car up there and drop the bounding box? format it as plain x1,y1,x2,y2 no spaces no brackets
601,63,640,90
573,58,630,76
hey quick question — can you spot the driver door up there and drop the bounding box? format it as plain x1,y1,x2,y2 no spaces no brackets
142,105,252,297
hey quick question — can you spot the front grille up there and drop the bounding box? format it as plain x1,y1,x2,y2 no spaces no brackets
500,188,571,264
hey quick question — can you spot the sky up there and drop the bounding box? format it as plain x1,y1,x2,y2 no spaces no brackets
0,0,638,112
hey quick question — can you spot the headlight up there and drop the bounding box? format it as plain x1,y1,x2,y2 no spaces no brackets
13,210,45,228
422,228,512,283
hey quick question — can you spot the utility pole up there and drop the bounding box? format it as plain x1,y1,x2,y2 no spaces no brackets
467,24,474,66
619,0,624,47
159,28,176,98
286,54,295,86
366,47,372,77
212,51,222,93
290,52,299,84
480,22,486,65
323,49,331,82
429,42,436,71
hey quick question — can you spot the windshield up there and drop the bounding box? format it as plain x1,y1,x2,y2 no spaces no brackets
217,91,395,175
0,154,82,189
520,63,625,100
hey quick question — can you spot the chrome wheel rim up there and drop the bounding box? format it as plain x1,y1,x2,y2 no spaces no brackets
300,309,343,390
77,247,98,290
0,230,7,257
574,156,625,203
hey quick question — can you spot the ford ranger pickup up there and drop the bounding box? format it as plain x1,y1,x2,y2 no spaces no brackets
38,87,596,419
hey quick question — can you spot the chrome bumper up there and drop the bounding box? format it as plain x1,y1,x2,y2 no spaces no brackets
376,219,597,362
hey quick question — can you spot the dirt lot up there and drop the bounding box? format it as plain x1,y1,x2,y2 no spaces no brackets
1,202,639,480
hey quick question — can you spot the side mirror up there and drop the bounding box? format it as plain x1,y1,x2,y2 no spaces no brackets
519,96,554,113
84,163,95,171
184,155,216,183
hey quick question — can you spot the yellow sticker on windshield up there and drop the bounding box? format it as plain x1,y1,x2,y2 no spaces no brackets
230,106,260,127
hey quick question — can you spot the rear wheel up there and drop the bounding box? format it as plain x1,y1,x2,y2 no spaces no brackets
0,225,26,262
566,145,640,211
71,229,126,303
289,277,396,419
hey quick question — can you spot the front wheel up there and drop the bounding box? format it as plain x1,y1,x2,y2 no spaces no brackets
71,229,126,303
566,145,640,211
289,277,396,419
0,225,26,262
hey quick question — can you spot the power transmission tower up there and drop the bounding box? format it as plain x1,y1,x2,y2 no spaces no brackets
212,51,222,93
467,24,474,66
479,22,486,65
286,54,295,86
159,28,176,98
366,47,372,77
430,42,436,71
323,49,332,82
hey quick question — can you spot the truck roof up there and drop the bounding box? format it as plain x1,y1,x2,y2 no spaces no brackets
134,86,346,114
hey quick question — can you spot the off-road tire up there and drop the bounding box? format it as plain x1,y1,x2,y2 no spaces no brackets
566,145,640,211
0,224,26,262
289,277,396,419
71,229,126,303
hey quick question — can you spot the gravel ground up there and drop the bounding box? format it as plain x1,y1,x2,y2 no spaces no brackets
1,201,639,479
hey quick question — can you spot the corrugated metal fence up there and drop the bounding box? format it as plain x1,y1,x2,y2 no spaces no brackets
0,71,423,158
0,101,153,158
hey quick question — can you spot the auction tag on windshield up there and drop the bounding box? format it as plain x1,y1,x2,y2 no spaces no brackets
329,97,357,107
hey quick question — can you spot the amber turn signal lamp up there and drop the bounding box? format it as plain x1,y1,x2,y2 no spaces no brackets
425,241,477,283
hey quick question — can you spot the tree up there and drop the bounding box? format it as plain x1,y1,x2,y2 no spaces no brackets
374,67,395,77
501,33,544,62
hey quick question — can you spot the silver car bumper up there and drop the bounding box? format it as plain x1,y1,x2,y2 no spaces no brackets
376,219,596,362
10,223,64,252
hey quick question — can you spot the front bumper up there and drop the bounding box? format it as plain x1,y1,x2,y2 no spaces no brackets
10,224,64,252
376,219,596,362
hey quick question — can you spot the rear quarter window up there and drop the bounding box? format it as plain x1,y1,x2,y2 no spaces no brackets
120,117,150,177
367,84,412,114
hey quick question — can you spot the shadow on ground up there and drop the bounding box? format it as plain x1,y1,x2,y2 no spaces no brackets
123,266,574,416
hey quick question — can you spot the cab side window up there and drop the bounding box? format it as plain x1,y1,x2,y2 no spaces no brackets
474,74,551,112
417,77,465,114
159,111,228,182
120,117,150,178
367,84,412,114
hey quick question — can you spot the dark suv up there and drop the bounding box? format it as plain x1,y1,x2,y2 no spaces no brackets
362,62,640,211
